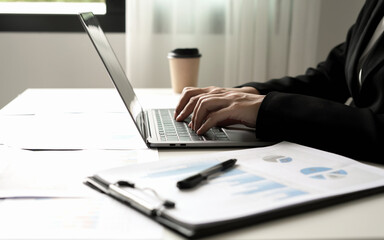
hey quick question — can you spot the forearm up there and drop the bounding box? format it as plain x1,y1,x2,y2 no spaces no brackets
238,42,351,103
256,92,384,162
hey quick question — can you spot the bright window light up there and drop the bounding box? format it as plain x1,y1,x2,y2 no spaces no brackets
0,0,106,15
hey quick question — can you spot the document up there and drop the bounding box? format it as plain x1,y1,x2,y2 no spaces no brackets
87,142,384,237
0,89,127,115
0,88,179,150
0,146,158,198
0,197,163,239
0,112,147,150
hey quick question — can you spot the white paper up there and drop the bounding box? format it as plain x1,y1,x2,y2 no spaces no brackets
0,88,179,150
95,142,384,225
0,196,163,239
0,112,147,150
0,146,158,198
0,89,127,115
0,88,180,115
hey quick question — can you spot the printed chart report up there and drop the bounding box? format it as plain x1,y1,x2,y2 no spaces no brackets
93,142,384,226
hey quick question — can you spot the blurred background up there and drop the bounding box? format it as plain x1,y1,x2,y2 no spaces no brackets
0,0,364,108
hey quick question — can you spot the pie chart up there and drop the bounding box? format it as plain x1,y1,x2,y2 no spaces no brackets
300,167,347,180
263,155,293,163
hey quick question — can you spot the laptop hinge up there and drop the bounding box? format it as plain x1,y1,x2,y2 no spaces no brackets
142,111,152,140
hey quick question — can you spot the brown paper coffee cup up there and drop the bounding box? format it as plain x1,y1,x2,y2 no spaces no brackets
168,48,201,93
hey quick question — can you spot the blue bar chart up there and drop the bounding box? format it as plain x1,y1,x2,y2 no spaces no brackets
144,160,308,203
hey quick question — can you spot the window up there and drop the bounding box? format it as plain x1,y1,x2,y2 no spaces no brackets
152,0,225,35
0,0,125,32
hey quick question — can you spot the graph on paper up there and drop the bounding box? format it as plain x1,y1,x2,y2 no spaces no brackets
301,167,348,180
263,155,293,163
93,142,384,226
144,160,308,202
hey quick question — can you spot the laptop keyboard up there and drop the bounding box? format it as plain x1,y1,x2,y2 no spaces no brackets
155,109,229,142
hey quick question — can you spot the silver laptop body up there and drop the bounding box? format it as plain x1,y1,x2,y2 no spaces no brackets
79,12,274,148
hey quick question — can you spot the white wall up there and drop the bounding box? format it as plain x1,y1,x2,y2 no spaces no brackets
0,0,365,109
0,32,125,109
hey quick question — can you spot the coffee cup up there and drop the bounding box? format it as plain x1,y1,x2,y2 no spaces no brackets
168,48,201,93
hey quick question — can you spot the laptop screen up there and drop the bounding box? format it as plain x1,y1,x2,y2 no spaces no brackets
79,12,146,140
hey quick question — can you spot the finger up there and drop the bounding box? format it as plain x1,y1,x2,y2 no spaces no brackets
196,108,233,135
175,86,221,118
176,92,209,122
192,95,229,131
174,87,204,118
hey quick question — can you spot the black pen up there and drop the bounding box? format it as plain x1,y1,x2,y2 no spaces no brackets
177,159,237,190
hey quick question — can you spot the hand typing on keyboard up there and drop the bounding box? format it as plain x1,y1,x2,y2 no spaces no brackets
157,109,229,141
174,86,264,135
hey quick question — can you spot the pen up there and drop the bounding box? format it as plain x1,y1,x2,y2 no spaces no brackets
177,159,237,190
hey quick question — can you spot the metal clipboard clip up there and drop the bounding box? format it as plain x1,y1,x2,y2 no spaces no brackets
85,177,175,216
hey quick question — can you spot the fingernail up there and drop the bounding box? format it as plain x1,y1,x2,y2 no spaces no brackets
176,111,184,120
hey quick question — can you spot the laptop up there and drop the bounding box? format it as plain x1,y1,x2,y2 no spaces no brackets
79,12,275,148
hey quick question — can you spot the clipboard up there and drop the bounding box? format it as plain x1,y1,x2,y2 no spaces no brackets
84,142,384,238
84,175,197,237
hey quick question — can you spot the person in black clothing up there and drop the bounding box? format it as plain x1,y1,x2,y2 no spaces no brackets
174,0,384,162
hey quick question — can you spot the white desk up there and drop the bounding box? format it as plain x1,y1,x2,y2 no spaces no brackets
1,88,384,239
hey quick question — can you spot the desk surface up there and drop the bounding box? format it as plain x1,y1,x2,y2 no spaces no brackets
1,88,384,240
